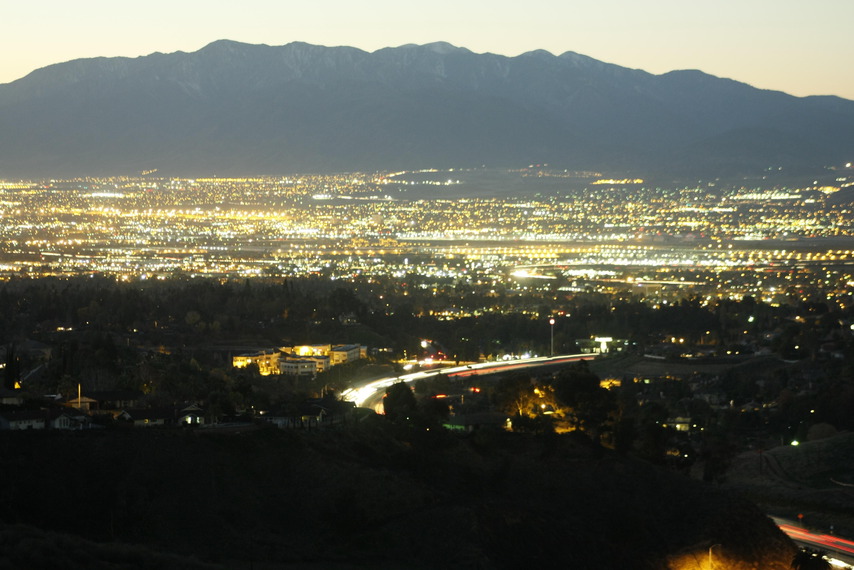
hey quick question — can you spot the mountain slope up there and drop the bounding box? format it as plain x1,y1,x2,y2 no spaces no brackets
0,40,852,178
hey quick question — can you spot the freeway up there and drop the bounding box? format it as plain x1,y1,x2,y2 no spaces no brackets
773,517,854,568
341,353,596,412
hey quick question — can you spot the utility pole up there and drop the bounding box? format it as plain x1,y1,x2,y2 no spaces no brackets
549,318,555,356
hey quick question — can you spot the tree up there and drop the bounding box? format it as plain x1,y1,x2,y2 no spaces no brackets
3,342,21,390
383,382,417,422
492,374,536,417
634,402,670,464
419,394,451,425
510,413,554,435
552,362,600,400
552,362,615,441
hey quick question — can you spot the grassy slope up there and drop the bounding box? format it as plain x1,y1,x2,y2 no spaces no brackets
726,432,854,536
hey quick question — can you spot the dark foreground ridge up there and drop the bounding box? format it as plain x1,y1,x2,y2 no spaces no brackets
0,424,795,569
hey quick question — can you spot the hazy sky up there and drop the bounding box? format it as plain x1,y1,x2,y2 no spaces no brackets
4,0,853,99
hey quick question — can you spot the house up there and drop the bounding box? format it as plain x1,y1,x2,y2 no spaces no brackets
48,409,89,430
0,409,46,430
118,408,174,427
265,402,328,430
0,407,94,430
84,390,144,414
177,404,205,426
117,405,205,427
64,395,98,412
0,388,24,406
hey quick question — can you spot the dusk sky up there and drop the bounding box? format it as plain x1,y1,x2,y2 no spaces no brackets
4,0,853,100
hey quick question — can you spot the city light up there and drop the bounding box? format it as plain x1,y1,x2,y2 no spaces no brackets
0,171,850,312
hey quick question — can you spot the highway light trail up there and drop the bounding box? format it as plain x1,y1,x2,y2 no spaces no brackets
779,524,854,555
776,521,854,568
341,354,594,408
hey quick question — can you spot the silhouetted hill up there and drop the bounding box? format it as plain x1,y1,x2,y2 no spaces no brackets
0,523,219,570
727,432,854,537
0,40,852,178
0,424,795,568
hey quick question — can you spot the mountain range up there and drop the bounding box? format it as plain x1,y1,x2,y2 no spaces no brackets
1,40,853,178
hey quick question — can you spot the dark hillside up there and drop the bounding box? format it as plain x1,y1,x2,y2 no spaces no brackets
0,424,795,568
726,432,854,537
0,522,219,569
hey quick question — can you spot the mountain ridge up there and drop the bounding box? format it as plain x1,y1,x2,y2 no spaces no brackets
0,40,852,178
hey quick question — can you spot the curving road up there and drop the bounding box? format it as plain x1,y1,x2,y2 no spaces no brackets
341,353,596,412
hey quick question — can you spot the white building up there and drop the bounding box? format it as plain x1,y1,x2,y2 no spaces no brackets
280,358,318,377
330,344,361,366
233,350,281,375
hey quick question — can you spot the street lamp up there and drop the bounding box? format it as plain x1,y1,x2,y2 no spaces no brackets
549,318,555,356
709,544,721,569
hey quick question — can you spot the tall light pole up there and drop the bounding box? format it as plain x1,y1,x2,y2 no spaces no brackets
709,544,721,569
549,318,555,356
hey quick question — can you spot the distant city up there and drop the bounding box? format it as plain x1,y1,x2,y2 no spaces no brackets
2,167,854,311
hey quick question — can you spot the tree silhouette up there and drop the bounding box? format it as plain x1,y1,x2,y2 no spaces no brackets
3,342,20,390
419,394,451,425
384,382,417,422
492,374,535,417
552,362,615,441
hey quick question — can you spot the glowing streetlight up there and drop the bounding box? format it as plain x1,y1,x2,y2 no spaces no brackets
549,318,555,356
709,544,721,569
